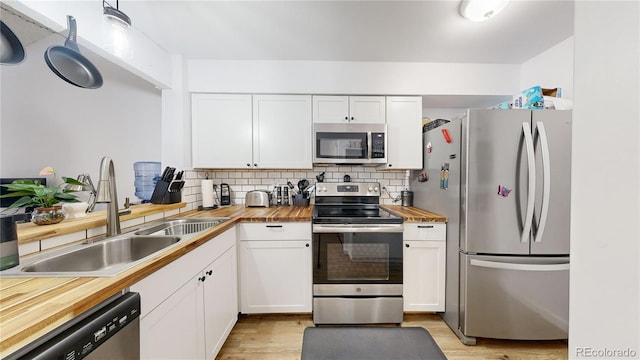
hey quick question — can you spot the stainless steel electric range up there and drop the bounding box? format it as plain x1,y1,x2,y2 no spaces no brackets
312,182,404,325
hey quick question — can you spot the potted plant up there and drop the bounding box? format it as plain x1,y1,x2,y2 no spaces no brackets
0,167,86,225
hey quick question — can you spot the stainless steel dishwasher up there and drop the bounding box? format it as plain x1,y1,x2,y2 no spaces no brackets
5,292,140,360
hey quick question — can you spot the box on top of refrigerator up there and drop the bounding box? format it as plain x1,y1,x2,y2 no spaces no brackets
512,86,544,109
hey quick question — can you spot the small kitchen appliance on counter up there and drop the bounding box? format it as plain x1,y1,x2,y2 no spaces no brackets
245,190,270,208
0,214,19,270
220,183,231,206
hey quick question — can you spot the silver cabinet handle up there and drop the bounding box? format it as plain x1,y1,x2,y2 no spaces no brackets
534,121,551,243
470,259,569,272
521,122,536,243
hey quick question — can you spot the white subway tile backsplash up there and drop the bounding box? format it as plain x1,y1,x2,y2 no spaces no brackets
122,217,145,229
145,212,164,222
87,225,107,238
165,209,180,217
19,241,40,256
41,231,86,250
186,166,406,206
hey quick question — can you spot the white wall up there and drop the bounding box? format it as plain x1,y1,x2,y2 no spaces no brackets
187,60,521,96
0,35,162,205
521,37,575,100
570,2,639,359
161,55,190,170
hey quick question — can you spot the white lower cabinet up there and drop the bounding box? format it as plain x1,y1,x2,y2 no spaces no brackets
403,223,446,312
131,227,238,360
238,222,312,313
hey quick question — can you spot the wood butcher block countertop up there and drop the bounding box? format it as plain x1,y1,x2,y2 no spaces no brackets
0,204,444,357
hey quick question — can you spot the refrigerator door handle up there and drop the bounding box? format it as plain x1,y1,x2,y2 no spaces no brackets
534,121,551,243
470,259,569,272
522,122,536,243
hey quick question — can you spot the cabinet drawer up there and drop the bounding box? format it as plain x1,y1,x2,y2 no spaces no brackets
403,223,446,241
238,222,311,241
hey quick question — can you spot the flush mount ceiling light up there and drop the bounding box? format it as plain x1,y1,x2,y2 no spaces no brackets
103,0,131,28
460,0,510,22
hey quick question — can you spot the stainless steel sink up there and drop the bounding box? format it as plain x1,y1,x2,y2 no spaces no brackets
0,217,230,278
134,218,229,236
21,236,181,273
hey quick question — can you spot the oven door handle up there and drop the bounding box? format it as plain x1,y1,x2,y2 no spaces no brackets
313,224,403,233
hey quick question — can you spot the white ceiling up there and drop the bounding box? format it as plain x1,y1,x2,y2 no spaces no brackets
121,0,575,64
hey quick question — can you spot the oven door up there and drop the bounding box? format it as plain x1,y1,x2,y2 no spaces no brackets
312,224,403,296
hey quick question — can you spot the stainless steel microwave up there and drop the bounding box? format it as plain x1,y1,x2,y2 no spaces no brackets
313,123,387,165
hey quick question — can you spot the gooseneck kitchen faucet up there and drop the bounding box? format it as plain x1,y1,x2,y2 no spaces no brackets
95,156,130,237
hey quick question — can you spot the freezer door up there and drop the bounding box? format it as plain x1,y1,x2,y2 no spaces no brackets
462,110,532,254
460,254,569,340
531,111,572,255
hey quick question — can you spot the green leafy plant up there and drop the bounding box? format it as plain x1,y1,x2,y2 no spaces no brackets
0,167,86,210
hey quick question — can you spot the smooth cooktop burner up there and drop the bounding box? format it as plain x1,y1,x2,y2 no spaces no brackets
312,182,403,225
312,205,403,224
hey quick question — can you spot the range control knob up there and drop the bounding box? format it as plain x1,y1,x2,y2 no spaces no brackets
374,187,379,192
368,186,374,192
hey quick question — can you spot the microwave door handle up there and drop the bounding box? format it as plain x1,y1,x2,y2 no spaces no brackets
366,132,372,160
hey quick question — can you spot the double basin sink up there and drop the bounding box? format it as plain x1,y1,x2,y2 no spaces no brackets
0,217,229,278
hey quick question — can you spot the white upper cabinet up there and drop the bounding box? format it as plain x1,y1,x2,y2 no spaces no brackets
252,95,313,169
192,94,253,169
192,94,312,169
313,95,386,123
312,96,349,123
382,96,423,169
349,96,386,123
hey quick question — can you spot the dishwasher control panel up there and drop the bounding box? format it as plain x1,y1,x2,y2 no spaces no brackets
6,293,140,360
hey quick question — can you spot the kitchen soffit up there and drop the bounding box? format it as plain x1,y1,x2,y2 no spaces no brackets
121,0,574,64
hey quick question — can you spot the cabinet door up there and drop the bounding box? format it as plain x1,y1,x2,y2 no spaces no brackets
192,94,253,168
203,246,238,359
312,95,349,123
139,275,204,360
383,96,422,169
403,240,446,312
252,95,312,169
239,240,312,313
349,96,386,123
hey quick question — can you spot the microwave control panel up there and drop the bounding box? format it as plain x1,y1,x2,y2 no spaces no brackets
371,132,385,158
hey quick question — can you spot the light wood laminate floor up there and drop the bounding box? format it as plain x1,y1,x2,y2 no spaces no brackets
216,313,568,360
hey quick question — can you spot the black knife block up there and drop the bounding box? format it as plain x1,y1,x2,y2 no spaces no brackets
150,180,182,204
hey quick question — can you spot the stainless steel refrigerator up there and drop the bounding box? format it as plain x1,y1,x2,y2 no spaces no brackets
411,109,571,345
